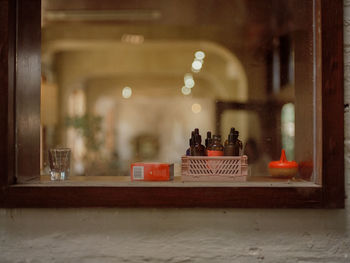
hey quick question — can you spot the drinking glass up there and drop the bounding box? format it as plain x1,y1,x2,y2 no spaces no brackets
48,148,71,181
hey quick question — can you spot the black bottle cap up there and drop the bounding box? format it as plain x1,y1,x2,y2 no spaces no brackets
205,131,212,147
207,131,211,138
228,127,237,141
194,128,199,135
195,134,202,144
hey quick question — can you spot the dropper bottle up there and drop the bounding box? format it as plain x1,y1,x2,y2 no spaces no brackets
194,128,199,135
192,133,205,156
233,130,243,156
224,127,235,146
224,129,236,156
207,135,224,156
205,131,213,156
187,131,195,156
205,131,212,148
186,138,193,156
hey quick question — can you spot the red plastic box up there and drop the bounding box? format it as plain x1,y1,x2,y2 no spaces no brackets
131,163,174,181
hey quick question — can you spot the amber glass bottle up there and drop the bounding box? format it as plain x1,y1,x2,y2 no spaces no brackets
205,131,212,148
233,131,243,155
205,131,213,156
224,127,235,147
207,135,224,156
192,133,205,156
186,138,192,156
224,131,236,156
186,131,195,156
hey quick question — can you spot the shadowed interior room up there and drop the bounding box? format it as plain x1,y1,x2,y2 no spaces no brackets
40,0,303,180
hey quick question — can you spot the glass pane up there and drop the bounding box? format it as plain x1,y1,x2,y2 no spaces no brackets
41,0,317,184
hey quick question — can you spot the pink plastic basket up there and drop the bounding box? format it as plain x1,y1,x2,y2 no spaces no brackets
181,155,248,182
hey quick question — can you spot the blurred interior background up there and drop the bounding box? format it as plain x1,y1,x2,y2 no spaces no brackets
40,0,314,178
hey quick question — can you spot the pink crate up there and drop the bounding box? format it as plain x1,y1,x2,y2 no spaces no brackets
181,155,248,182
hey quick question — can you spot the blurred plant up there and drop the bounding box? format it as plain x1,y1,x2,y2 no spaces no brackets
66,114,103,153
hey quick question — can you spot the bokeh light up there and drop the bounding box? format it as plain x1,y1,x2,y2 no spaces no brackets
181,86,192,95
122,86,132,98
191,103,202,113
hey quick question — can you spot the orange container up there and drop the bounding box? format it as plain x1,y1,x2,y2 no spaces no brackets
268,149,298,178
131,163,174,181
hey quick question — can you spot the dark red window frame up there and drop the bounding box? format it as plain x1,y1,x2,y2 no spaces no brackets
0,0,344,208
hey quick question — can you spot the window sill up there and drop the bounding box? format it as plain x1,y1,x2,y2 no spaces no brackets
13,175,320,188
0,175,322,208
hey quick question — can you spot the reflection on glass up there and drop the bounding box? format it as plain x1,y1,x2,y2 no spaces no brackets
191,60,203,72
281,103,295,160
181,86,192,96
122,86,132,99
41,0,314,181
195,51,205,60
191,103,202,114
184,77,195,89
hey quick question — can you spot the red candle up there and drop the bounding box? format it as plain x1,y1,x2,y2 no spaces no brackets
268,149,298,178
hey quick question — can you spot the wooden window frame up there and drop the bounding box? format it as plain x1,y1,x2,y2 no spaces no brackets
0,0,344,208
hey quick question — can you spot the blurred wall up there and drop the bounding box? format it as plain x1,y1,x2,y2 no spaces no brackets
51,42,254,168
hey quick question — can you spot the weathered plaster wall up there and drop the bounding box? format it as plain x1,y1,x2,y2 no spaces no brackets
1,4,350,263
0,206,350,263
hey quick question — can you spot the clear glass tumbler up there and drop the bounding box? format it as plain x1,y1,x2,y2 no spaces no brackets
48,148,71,181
